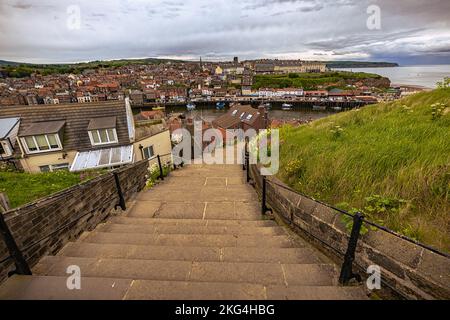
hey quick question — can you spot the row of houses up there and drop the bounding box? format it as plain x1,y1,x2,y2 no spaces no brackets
0,99,172,173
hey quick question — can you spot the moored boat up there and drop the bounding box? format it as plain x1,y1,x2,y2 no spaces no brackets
281,103,293,111
313,105,327,111
216,101,226,110
186,102,196,111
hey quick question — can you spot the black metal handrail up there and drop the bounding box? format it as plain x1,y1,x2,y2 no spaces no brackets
0,167,135,277
264,177,449,259
244,152,449,286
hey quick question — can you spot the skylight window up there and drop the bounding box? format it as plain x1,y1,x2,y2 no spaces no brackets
231,110,238,116
246,114,253,120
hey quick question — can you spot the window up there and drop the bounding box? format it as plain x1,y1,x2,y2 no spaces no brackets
246,114,253,120
89,128,118,146
39,163,69,172
143,145,154,159
231,110,238,116
21,134,62,154
240,112,245,118
0,143,5,155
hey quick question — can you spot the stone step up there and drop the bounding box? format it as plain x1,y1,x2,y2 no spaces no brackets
58,242,324,264
33,256,338,286
127,200,262,220
0,275,131,300
80,231,301,248
110,216,277,227
126,282,368,300
96,223,286,236
136,187,257,202
0,276,367,300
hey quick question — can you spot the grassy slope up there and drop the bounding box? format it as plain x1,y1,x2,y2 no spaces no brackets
277,89,450,251
253,71,382,90
0,170,103,209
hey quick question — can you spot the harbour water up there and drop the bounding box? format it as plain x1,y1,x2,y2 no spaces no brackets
136,103,339,122
334,65,450,88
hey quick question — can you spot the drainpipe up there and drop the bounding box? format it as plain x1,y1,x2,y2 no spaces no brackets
139,144,144,160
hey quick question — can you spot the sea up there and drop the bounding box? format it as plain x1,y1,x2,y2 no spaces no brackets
333,65,450,88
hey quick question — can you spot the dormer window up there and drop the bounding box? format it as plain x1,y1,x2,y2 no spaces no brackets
19,120,65,154
88,116,118,146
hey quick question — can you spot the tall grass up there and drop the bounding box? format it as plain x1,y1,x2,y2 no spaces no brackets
277,89,450,252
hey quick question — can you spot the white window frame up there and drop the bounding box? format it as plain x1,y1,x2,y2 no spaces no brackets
88,128,118,146
0,140,12,157
39,163,70,172
21,134,63,154
143,145,155,160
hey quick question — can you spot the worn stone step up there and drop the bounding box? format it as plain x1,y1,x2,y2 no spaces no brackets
33,256,337,286
96,223,286,236
0,276,366,300
266,285,368,300
58,242,324,264
0,275,131,300
110,216,277,227
136,187,257,202
127,200,262,219
80,231,301,248
125,282,367,300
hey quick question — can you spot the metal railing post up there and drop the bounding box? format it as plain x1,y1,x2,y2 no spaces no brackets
339,212,364,285
261,175,267,215
113,172,126,210
157,155,164,181
246,152,250,183
0,209,32,275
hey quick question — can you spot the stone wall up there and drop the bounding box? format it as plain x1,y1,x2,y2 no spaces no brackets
0,160,149,284
249,164,450,300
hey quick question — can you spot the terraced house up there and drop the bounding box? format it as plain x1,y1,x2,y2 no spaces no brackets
0,99,171,173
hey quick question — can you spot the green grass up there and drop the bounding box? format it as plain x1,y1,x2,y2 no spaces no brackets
276,88,450,252
253,71,382,90
0,170,103,209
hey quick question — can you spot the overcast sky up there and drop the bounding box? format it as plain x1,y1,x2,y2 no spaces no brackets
0,0,449,64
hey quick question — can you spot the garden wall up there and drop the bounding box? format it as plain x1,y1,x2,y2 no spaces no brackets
0,160,149,284
250,164,450,300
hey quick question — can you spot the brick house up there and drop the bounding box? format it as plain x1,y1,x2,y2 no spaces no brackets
0,99,171,173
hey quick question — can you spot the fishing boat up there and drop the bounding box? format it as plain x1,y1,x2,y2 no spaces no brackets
281,103,293,111
216,101,226,110
186,102,196,111
313,105,327,111
332,106,342,111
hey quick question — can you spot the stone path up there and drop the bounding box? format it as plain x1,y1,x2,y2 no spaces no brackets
0,164,367,300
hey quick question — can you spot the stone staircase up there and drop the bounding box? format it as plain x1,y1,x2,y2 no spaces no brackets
0,164,368,300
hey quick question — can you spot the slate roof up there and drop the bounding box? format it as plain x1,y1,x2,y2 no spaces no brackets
0,101,131,154
0,117,20,139
87,116,117,130
212,104,262,130
19,120,66,137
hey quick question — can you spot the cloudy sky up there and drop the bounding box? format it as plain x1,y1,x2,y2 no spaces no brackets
0,0,449,64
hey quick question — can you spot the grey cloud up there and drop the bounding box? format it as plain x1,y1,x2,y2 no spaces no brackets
0,0,448,64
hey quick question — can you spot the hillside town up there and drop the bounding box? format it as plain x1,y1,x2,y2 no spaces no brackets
0,58,427,107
